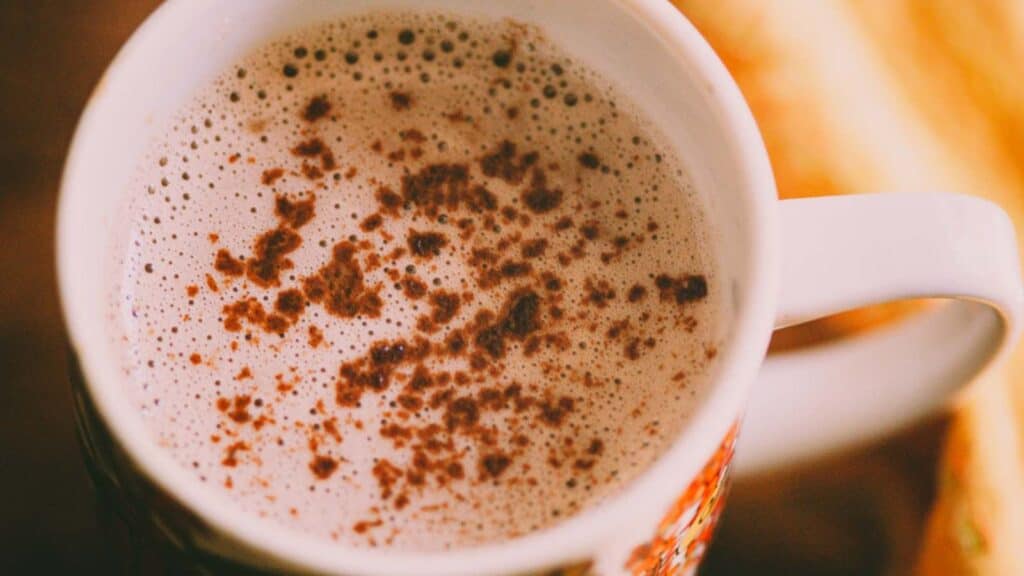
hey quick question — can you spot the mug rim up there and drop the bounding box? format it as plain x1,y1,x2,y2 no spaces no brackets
56,0,778,573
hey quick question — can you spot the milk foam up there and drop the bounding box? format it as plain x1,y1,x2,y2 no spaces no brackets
115,11,721,550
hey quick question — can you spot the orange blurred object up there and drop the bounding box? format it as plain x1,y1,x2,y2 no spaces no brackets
672,1,1024,574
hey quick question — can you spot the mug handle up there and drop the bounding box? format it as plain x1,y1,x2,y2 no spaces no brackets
735,192,1024,476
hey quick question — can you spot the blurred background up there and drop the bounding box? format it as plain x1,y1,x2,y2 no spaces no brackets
2,1,1022,574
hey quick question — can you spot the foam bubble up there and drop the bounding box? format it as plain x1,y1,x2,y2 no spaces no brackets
114,11,721,551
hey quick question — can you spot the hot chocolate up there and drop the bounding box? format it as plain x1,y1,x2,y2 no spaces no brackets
115,11,721,551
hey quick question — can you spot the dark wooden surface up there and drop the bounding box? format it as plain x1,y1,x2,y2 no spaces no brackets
0,1,940,573
0,1,161,573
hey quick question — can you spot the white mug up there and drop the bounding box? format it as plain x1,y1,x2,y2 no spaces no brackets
57,0,1024,574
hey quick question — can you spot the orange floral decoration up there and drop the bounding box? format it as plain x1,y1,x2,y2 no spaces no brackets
627,424,739,576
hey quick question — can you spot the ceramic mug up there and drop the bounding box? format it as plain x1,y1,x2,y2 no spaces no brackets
57,0,1024,574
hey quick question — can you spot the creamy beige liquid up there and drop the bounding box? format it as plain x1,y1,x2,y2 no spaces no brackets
116,11,721,550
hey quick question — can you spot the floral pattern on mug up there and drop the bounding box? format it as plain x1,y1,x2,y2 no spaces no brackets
626,424,738,576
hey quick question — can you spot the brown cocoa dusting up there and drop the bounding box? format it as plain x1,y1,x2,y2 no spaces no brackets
214,249,244,277
261,168,285,185
474,289,541,359
480,452,511,479
504,290,542,338
400,128,427,143
225,395,252,423
445,397,480,431
445,330,467,356
499,261,532,278
221,441,249,467
302,163,323,180
310,456,339,479
223,297,293,334
291,138,337,174
336,362,388,407
293,259,592,505
303,241,383,318
375,187,403,215
578,152,600,170
292,138,326,158
627,284,647,302
365,252,381,272
372,459,403,500
302,95,331,122
401,275,428,299
275,288,306,320
360,213,384,232
335,337,430,408
469,248,498,266
406,365,434,392
275,194,316,228
606,320,629,340
265,314,289,334
655,274,709,305
446,462,465,480
222,299,260,332
428,291,461,325
584,279,616,308
444,110,470,123
521,169,563,214
572,458,595,471
371,340,408,366
579,221,600,240
397,393,423,411
246,226,301,287
538,396,574,426
184,53,702,521
401,163,469,216
467,186,498,212
569,240,587,260
542,273,563,292
353,519,384,534
407,230,448,258
521,238,548,259
389,91,412,110
308,326,324,348
500,206,520,223
480,140,538,185
625,338,642,360
554,217,574,231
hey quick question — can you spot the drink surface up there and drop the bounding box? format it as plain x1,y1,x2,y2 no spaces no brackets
116,11,721,550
